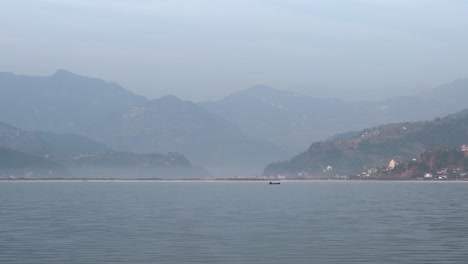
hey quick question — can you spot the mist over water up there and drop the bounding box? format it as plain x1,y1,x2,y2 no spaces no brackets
1,181,468,263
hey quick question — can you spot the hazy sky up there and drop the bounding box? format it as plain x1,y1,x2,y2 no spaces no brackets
2,0,468,101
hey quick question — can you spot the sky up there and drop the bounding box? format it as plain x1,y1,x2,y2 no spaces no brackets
1,0,468,101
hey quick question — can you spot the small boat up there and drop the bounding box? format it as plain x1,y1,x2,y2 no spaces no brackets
269,181,280,185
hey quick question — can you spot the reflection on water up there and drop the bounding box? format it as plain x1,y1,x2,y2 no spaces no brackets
1,181,468,263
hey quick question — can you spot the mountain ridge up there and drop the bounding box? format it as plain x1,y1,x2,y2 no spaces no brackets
0,70,147,132
0,121,209,179
200,79,468,153
263,109,468,177
86,94,289,176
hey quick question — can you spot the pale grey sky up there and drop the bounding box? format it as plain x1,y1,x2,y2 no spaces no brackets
1,0,468,101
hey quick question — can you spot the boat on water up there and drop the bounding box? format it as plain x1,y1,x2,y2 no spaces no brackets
269,181,280,185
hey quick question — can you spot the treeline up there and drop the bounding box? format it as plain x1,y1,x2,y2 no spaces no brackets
264,111,468,178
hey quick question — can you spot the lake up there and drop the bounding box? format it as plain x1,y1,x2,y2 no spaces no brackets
1,181,468,263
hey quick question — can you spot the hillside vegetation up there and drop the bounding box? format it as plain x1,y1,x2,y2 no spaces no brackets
376,146,468,180
264,110,468,177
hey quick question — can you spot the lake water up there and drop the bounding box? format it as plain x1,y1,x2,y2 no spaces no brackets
1,181,468,263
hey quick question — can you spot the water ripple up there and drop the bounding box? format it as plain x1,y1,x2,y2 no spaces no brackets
1,181,468,263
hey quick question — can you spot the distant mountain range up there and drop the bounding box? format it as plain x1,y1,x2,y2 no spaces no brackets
0,70,288,176
0,69,146,133
1,69,467,177
85,95,288,175
263,109,468,177
66,152,208,179
199,85,356,153
0,121,112,161
0,122,207,179
200,80,468,153
0,146,63,178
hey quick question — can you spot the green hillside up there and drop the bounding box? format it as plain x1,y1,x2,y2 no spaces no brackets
377,146,468,180
264,110,468,177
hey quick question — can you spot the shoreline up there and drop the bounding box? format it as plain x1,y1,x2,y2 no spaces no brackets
1,178,467,183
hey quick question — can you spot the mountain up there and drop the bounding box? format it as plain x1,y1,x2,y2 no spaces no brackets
361,79,468,126
0,70,146,132
263,109,468,177
376,146,468,180
86,95,288,176
3,70,467,177
200,81,468,153
66,152,210,179
0,146,64,178
199,85,360,153
0,70,287,176
419,78,468,112
0,121,208,179
0,121,112,161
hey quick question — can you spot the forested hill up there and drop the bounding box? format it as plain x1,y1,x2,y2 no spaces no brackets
0,122,208,179
0,146,63,178
263,109,468,177
377,146,468,180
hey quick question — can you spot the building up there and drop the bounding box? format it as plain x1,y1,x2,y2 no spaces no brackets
461,145,468,152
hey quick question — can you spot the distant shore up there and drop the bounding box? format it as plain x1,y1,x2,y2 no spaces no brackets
1,178,467,182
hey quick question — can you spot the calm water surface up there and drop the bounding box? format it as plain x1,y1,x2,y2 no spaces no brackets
1,181,468,263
